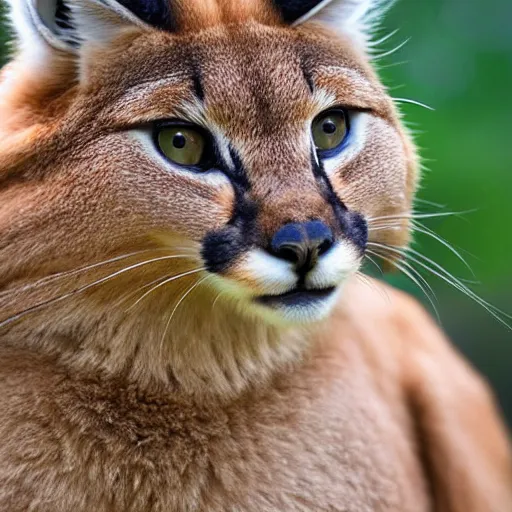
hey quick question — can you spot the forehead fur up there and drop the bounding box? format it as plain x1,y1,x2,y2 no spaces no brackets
83,22,390,132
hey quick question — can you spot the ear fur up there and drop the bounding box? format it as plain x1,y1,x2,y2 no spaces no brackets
274,0,392,51
69,0,152,47
6,0,152,63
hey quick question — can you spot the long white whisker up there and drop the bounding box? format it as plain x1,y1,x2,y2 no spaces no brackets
414,198,446,209
364,253,384,277
392,97,435,111
368,224,402,233
111,275,171,310
368,243,512,328
368,28,400,49
0,249,160,298
356,271,390,304
367,248,440,322
0,255,195,329
158,274,212,360
411,221,475,277
376,60,409,70
367,248,436,301
397,255,439,304
372,38,410,60
212,289,227,312
368,209,476,223
126,267,206,312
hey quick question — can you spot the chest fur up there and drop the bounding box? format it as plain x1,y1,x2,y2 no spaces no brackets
0,351,429,512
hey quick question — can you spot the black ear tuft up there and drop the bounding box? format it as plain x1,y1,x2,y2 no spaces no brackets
116,0,173,30
272,0,328,24
55,0,73,30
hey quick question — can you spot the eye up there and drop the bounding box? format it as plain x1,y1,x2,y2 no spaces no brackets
312,109,349,154
155,123,208,168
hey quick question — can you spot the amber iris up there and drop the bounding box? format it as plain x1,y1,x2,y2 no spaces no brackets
312,110,348,151
157,126,206,167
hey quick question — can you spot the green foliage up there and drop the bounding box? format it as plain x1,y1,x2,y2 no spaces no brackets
0,0,510,421
380,0,512,423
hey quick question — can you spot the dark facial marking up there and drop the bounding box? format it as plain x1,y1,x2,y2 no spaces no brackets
225,148,251,191
341,211,368,253
191,70,205,102
201,148,259,273
301,63,315,94
310,151,368,252
188,53,205,102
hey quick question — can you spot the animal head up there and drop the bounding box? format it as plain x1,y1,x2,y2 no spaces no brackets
0,0,418,387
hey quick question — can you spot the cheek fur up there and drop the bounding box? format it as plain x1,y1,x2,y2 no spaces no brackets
96,134,237,242
330,117,412,232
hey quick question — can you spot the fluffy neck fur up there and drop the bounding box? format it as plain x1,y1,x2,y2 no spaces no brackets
1,267,314,400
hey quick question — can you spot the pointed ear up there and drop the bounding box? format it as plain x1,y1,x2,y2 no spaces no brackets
273,0,391,51
7,0,153,63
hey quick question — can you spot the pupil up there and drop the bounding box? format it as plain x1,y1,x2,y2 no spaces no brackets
173,133,187,149
323,120,337,135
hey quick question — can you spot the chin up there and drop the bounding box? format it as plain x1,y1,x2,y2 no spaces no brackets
208,242,361,326
251,285,344,325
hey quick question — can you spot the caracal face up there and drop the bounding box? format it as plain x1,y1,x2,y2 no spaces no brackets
0,0,417,327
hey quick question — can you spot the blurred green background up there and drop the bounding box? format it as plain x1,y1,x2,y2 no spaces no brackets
379,0,512,426
0,0,510,424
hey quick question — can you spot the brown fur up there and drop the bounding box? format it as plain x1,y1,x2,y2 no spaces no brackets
0,0,511,510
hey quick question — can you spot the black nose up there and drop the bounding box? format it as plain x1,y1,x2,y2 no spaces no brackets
269,221,334,274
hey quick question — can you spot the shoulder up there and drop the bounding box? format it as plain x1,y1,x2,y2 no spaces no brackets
330,276,448,368
330,277,512,509
332,276,500,402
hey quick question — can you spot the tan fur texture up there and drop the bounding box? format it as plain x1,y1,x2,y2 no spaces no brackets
0,0,510,510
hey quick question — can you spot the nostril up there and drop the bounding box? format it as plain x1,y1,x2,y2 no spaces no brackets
269,221,335,272
277,245,301,264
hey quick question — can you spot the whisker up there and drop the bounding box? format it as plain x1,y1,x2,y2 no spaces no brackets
356,271,390,304
363,253,385,277
392,97,435,111
386,84,406,92
368,28,400,49
126,267,206,312
368,242,512,329
414,198,446,209
367,247,435,299
368,224,402,233
372,38,410,60
367,248,440,322
368,209,476,223
158,274,212,360
0,249,162,298
411,220,475,277
211,289,228,313
110,276,170,310
0,255,195,329
376,60,409,70
367,218,476,279
367,219,403,227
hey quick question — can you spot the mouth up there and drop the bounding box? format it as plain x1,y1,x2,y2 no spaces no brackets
256,286,337,309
